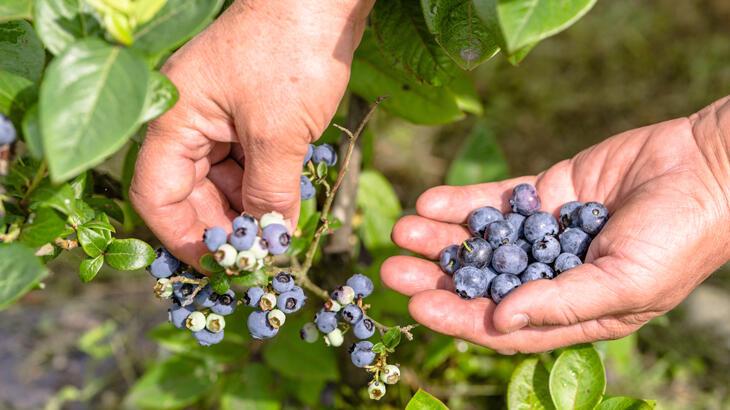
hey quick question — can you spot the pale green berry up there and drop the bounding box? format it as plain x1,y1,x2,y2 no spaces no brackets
259,292,277,311
206,313,226,333
300,322,318,343
236,250,257,271
267,309,286,328
154,278,173,299
260,211,285,228
250,237,269,259
368,380,386,400
380,365,400,385
324,299,341,312
185,311,206,332
215,244,237,267
324,328,344,347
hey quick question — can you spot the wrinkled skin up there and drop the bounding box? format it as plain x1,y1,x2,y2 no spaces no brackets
130,0,373,266
382,98,730,354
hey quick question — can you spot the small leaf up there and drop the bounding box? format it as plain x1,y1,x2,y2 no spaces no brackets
28,181,77,216
19,207,67,247
79,254,104,282
596,396,655,410
22,105,43,158
229,270,268,288
0,69,36,123
371,342,386,354
0,20,45,83
446,121,509,185
67,199,96,226
33,0,104,55
199,253,224,273
140,71,178,123
77,223,112,257
382,327,402,350
549,344,606,410
405,389,448,410
210,271,230,294
507,357,554,410
0,1,32,24
105,238,156,271
315,161,328,180
0,243,48,310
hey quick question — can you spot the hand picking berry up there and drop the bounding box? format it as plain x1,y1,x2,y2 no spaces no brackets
435,183,608,303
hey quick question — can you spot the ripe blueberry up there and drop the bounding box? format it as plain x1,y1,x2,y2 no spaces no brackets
272,272,295,293
148,247,180,278
168,304,194,329
453,266,492,299
229,225,256,251
510,183,541,216
505,212,526,238
261,223,290,255
0,114,16,145
486,220,517,248
304,144,314,164
520,262,555,283
247,310,278,339
515,239,531,255
341,304,364,324
523,212,559,243
578,202,608,236
346,274,374,299
491,244,528,275
210,289,236,315
350,340,376,368
300,175,316,200
194,285,217,308
244,286,264,307
315,309,338,333
277,286,306,314
203,227,227,252
457,237,493,268
490,274,521,303
554,253,582,273
312,144,338,167
559,227,591,257
439,245,460,275
353,317,375,339
467,206,504,237
531,235,561,264
559,201,583,229
193,329,224,346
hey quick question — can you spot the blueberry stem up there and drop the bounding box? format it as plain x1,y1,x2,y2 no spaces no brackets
20,160,47,209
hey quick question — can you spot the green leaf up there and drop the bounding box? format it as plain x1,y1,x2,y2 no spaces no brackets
371,0,456,86
21,105,43,158
0,1,32,23
0,21,45,82
77,320,115,359
133,0,167,25
596,397,655,410
19,207,68,247
506,41,537,65
67,199,96,226
79,254,104,282
33,0,103,55
140,71,178,123
406,389,449,410
357,170,402,250
0,243,48,310
69,172,91,199
85,197,125,223
263,316,339,382
446,121,509,185
371,342,386,354
382,327,402,350
105,238,155,271
0,69,36,121
28,181,77,215
209,271,230,294
315,161,328,179
420,0,500,70
221,364,280,410
549,344,606,410
132,0,224,57
39,38,149,182
199,253,224,273
477,0,597,53
77,222,112,257
507,357,554,410
125,356,215,410
229,269,268,288
446,71,483,115
350,30,464,125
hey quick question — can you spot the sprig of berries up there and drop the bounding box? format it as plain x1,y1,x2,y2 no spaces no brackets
243,271,306,339
301,143,338,200
440,183,609,303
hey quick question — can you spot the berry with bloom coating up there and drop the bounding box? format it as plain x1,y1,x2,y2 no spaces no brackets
350,341,376,367
148,247,180,278
230,226,256,251
324,328,344,347
247,310,279,339
515,239,531,254
346,274,374,299
267,309,286,329
300,175,316,200
485,220,517,248
185,311,206,331
453,266,492,299
341,304,363,324
578,202,609,236
233,213,258,232
244,287,264,307
531,235,561,264
211,290,236,315
304,144,314,164
381,365,400,384
193,329,224,346
555,253,582,273
315,309,338,333
467,206,503,237
260,211,285,228
261,223,290,255
559,227,591,256
353,317,375,339
272,272,295,293
214,244,237,267
300,322,319,343
312,143,338,166
277,287,306,314
491,244,528,274
520,262,555,283
168,304,194,329
0,114,17,145
523,212,559,243
505,212,526,238
458,237,492,268
490,274,521,304
510,183,541,216
559,201,583,229
203,227,227,252
206,313,226,332
368,380,386,400
439,245,460,275
193,285,216,308
332,285,355,305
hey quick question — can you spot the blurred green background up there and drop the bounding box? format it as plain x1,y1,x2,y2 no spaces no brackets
2,0,730,408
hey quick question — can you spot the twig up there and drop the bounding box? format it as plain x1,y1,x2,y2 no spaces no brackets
296,97,384,296
371,319,420,340
21,160,47,207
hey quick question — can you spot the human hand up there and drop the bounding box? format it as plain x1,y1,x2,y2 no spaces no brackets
130,0,373,266
382,98,730,354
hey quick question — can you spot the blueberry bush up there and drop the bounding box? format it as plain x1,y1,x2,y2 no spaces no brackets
0,0,658,408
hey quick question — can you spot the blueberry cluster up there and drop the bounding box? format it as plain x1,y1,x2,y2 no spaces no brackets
0,113,16,146
243,272,306,339
149,249,236,346
439,183,609,303
300,143,338,200
203,211,291,274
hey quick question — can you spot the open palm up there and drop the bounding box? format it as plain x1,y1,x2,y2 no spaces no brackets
382,104,730,353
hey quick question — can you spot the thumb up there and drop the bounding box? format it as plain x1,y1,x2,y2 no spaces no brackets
491,262,639,333
241,138,308,227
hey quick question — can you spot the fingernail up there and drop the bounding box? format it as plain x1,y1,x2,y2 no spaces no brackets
507,314,529,333
497,349,517,356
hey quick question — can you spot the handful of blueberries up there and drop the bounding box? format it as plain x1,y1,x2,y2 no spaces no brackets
439,184,608,303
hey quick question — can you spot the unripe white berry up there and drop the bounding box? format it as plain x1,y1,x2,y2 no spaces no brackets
324,299,341,312
259,292,277,311
324,328,344,347
235,250,257,271
154,278,173,299
215,244,237,267
380,365,400,385
368,380,386,400
335,285,355,305
267,309,286,328
206,313,226,333
185,311,206,332
260,211,285,228
250,237,269,259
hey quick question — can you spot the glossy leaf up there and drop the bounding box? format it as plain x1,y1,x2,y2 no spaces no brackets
446,122,509,185
19,207,67,247
371,0,456,86
421,0,500,70
406,389,449,410
132,0,224,56
28,181,77,215
597,397,655,410
350,31,464,125
126,356,214,410
39,39,149,182
507,357,555,410
33,0,103,55
79,254,104,282
0,70,36,121
357,170,402,250
199,253,224,273
549,344,606,410
0,20,45,82
77,222,112,257
220,364,280,410
0,243,48,310
0,0,32,22
383,327,402,350
140,71,178,123
105,238,156,271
